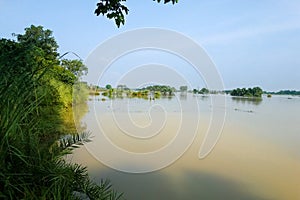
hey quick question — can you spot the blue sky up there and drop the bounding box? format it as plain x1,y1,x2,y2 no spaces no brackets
1,0,300,91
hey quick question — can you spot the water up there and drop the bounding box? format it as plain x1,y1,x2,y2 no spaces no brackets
71,94,300,200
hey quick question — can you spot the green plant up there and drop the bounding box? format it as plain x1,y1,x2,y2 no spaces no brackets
0,26,123,200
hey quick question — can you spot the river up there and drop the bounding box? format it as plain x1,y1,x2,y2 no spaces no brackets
70,93,300,200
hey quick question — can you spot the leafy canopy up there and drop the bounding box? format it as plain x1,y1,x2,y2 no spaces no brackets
16,25,59,62
230,87,263,98
95,0,179,27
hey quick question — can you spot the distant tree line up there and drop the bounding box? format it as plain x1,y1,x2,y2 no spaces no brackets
267,90,300,95
230,87,263,98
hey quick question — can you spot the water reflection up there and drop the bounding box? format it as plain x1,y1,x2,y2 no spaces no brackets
193,94,210,100
72,103,89,132
179,93,187,100
231,96,263,105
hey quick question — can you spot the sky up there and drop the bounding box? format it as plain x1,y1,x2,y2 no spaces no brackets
1,0,300,91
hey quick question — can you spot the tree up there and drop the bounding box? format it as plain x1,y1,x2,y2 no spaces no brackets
252,87,263,97
141,85,174,96
180,85,188,92
16,25,59,62
94,0,179,27
61,59,88,78
275,90,300,95
117,84,127,91
200,87,209,94
230,87,263,98
105,84,112,90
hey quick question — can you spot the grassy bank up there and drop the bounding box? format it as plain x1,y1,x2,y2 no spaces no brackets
0,25,122,199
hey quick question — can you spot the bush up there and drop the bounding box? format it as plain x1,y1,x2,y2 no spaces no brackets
0,26,122,200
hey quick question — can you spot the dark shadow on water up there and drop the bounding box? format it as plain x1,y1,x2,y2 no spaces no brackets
71,144,270,200
175,170,268,200
88,165,268,200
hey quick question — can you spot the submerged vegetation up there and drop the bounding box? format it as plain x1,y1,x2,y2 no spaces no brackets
230,87,263,98
0,25,122,199
90,84,177,100
193,87,209,95
139,85,176,98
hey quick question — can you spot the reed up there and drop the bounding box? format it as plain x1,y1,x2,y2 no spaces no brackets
0,38,123,199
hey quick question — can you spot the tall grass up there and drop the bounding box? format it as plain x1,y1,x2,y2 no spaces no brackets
0,39,123,199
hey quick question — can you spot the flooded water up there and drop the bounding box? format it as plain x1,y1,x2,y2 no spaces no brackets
70,94,300,200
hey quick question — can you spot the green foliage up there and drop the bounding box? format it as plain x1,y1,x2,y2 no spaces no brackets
106,84,112,90
156,0,178,3
141,85,174,96
100,84,175,99
94,0,178,27
95,0,129,27
200,88,209,94
0,25,122,199
193,87,209,94
102,91,109,96
16,25,59,63
230,87,263,98
154,91,161,99
272,90,300,95
61,59,88,79
51,64,77,85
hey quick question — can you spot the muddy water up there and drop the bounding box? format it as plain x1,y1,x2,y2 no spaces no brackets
70,94,300,200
